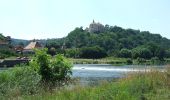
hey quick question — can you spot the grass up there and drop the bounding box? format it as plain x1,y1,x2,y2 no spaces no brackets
0,65,42,99
69,57,127,65
20,66,170,100
69,57,170,66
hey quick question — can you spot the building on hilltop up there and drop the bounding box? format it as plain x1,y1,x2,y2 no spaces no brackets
88,20,104,33
23,40,43,54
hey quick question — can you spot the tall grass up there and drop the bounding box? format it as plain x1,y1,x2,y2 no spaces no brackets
0,65,41,99
22,66,170,100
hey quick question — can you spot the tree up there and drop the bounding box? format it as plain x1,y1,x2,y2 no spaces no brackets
132,47,152,59
65,48,80,58
48,47,56,56
155,48,165,60
119,48,132,58
80,46,107,59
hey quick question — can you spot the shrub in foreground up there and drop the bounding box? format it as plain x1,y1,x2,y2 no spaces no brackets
30,48,73,85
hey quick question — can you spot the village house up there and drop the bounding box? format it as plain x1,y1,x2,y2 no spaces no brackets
23,40,43,54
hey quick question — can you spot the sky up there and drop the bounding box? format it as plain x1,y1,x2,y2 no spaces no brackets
0,0,170,40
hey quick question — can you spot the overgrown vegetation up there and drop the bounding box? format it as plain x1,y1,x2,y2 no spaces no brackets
0,49,73,99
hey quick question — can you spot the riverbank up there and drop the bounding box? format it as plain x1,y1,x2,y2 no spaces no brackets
69,57,127,65
20,66,170,100
69,57,170,65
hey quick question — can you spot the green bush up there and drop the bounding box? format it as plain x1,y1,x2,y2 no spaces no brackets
126,59,133,64
136,57,146,64
30,48,73,85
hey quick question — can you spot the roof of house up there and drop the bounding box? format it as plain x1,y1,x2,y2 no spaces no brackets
24,41,42,50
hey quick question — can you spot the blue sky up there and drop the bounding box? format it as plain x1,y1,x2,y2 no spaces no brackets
0,0,170,40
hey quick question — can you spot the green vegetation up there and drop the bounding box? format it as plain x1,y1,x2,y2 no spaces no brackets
0,49,73,99
0,34,17,59
30,48,72,85
45,25,170,61
0,33,5,40
69,57,127,65
0,65,41,98
20,66,170,100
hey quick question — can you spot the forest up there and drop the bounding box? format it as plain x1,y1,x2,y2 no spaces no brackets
45,25,170,60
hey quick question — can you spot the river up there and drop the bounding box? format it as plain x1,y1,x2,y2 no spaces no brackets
72,64,165,86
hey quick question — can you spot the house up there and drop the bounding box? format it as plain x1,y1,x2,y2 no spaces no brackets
23,40,43,54
14,45,24,53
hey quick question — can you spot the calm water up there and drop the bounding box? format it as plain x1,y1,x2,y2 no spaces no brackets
72,64,165,86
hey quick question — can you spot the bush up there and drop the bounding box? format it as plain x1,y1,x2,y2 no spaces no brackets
126,59,133,64
151,57,162,64
136,57,146,64
30,48,73,85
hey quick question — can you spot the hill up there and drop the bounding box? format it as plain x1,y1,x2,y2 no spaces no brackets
46,24,170,59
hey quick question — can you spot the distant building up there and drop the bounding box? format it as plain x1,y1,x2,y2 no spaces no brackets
14,45,24,54
88,20,104,33
23,40,43,54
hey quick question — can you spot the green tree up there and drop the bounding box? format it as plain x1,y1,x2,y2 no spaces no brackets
119,48,132,58
80,46,107,59
48,47,56,56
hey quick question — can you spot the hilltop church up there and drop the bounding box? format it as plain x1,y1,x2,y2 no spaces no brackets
88,20,105,33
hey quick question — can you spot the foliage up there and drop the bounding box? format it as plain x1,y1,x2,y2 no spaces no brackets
65,48,80,58
118,48,132,58
0,47,17,59
44,25,170,59
0,48,73,99
80,46,107,59
0,33,5,40
30,48,73,84
0,66,41,98
126,59,133,64
50,54,73,81
132,47,152,59
47,47,56,56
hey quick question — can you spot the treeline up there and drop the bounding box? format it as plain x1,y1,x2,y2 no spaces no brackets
0,33,16,59
45,25,170,60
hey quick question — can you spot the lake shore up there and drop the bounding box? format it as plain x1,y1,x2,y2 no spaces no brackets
69,57,170,65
